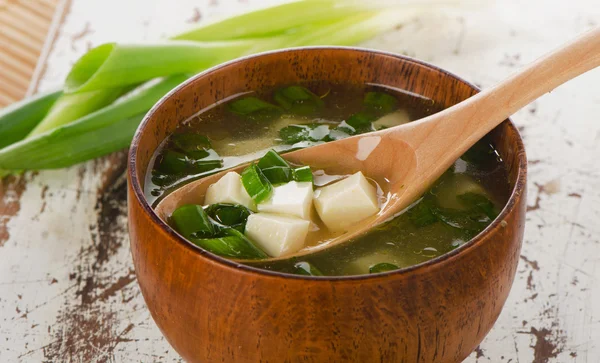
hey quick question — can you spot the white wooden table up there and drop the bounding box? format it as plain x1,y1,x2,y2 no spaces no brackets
1,1,599,362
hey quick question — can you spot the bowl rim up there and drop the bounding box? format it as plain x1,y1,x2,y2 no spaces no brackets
128,46,527,281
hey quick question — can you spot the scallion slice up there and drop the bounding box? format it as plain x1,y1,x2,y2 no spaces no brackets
241,164,273,203
171,133,211,153
170,204,215,239
228,96,282,121
293,166,313,183
364,91,397,114
261,167,293,185
206,203,252,229
345,111,377,131
190,228,267,260
189,159,223,174
257,149,290,169
369,263,399,274
274,85,324,116
157,150,190,174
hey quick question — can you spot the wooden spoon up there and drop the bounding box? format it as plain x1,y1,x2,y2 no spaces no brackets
156,28,600,261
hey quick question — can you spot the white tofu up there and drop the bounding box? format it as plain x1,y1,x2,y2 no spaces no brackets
372,110,410,129
313,171,379,232
436,173,490,210
245,213,310,257
204,171,255,210
257,181,313,220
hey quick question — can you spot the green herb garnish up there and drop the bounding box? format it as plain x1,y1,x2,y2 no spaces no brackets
241,164,273,203
170,204,215,239
369,263,399,274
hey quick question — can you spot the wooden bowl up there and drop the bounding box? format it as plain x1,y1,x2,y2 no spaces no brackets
127,47,527,363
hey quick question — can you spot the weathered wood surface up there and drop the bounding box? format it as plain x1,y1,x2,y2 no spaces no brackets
0,0,598,362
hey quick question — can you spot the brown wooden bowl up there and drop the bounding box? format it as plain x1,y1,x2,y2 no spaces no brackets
127,47,527,363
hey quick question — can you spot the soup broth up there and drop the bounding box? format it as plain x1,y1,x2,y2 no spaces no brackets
146,82,509,276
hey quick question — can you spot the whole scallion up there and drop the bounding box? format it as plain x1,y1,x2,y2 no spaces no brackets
0,90,62,148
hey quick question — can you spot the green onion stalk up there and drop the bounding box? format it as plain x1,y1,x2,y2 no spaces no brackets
0,0,462,175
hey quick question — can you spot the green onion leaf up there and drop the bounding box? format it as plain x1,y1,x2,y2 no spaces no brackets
293,261,324,276
64,41,261,94
293,166,313,183
407,196,438,227
189,158,223,174
345,111,377,131
260,167,293,185
274,85,324,116
364,91,397,114
206,203,252,229
157,150,190,174
279,124,330,144
457,192,498,220
171,133,211,153
241,164,273,203
151,172,180,187
170,204,215,239
0,90,62,148
190,228,267,260
228,96,282,121
257,149,290,169
257,150,292,184
369,263,399,274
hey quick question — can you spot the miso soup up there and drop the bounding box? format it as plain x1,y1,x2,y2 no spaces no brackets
146,82,509,276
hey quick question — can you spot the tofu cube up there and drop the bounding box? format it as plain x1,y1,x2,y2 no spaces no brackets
257,181,313,220
245,213,310,257
313,171,379,232
204,172,255,210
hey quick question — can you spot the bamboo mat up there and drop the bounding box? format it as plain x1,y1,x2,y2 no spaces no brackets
0,0,64,107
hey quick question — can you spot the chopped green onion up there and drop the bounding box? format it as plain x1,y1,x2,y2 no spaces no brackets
170,204,215,239
171,133,211,153
241,164,273,203
189,158,223,174
279,124,330,144
228,96,282,121
457,192,498,220
261,167,293,185
151,172,180,187
364,91,397,114
0,90,62,148
293,261,324,276
257,149,290,169
206,203,252,229
408,196,438,227
190,228,267,260
185,149,211,160
345,111,377,131
369,263,399,274
157,150,190,174
274,85,324,115
257,150,292,184
293,166,313,183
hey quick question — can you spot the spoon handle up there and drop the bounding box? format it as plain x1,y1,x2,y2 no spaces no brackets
394,27,600,180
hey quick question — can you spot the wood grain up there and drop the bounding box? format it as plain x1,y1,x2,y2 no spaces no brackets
128,48,528,362
0,0,65,107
